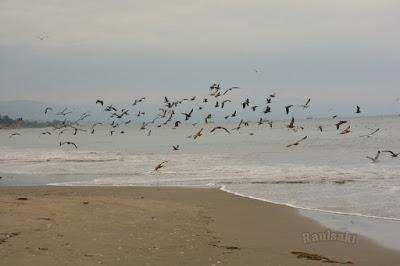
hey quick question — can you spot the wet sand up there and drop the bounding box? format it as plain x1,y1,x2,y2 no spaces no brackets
0,186,399,265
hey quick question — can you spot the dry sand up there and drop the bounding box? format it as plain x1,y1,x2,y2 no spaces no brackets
0,186,399,265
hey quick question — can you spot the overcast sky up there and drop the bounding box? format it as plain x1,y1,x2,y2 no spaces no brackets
0,0,399,116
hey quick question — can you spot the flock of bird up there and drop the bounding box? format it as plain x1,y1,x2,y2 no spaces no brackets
6,83,399,170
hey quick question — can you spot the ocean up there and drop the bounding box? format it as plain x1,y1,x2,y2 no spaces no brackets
1,115,399,248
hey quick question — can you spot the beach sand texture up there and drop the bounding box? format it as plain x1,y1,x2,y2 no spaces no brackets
0,186,399,266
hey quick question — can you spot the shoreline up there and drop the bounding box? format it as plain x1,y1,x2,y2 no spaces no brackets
0,186,399,265
220,185,400,251
2,173,400,251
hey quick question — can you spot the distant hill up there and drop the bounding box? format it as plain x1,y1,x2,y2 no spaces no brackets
0,113,64,129
0,100,102,122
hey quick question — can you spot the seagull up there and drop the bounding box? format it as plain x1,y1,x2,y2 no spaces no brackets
366,151,380,163
56,108,72,116
209,83,220,90
210,126,230,134
181,109,193,120
59,141,78,149
355,105,361,114
44,107,53,114
340,125,351,135
133,97,146,106
318,125,323,133
360,128,380,138
285,105,293,115
41,131,52,135
263,106,271,114
232,120,244,131
172,145,180,151
251,106,258,111
193,128,204,140
38,35,48,41
104,105,117,112
223,87,240,95
221,100,231,109
174,121,182,128
287,117,295,129
96,100,104,106
335,121,348,130
9,133,21,138
382,150,399,158
242,98,250,109
205,114,212,124
299,98,311,109
286,136,307,148
155,161,168,171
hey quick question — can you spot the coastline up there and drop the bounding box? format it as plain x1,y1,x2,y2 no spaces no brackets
0,186,399,265
220,185,400,251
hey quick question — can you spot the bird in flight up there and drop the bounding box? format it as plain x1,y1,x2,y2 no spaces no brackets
155,161,168,171
287,117,295,129
204,114,212,124
285,105,293,115
104,105,117,112
96,100,104,106
263,105,271,114
133,97,146,106
335,121,348,130
360,128,380,138
172,145,180,151
9,133,21,138
182,109,193,121
299,98,311,109
340,125,351,135
286,136,307,148
59,141,78,149
242,98,250,109
56,108,72,116
221,99,231,109
366,151,380,163
223,87,240,95
193,128,204,140
381,150,399,158
38,35,48,41
210,126,231,134
44,107,53,115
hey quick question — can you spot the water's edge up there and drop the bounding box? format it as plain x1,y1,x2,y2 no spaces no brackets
220,185,400,251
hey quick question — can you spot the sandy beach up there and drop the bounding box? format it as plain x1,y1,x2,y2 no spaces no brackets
0,186,399,266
